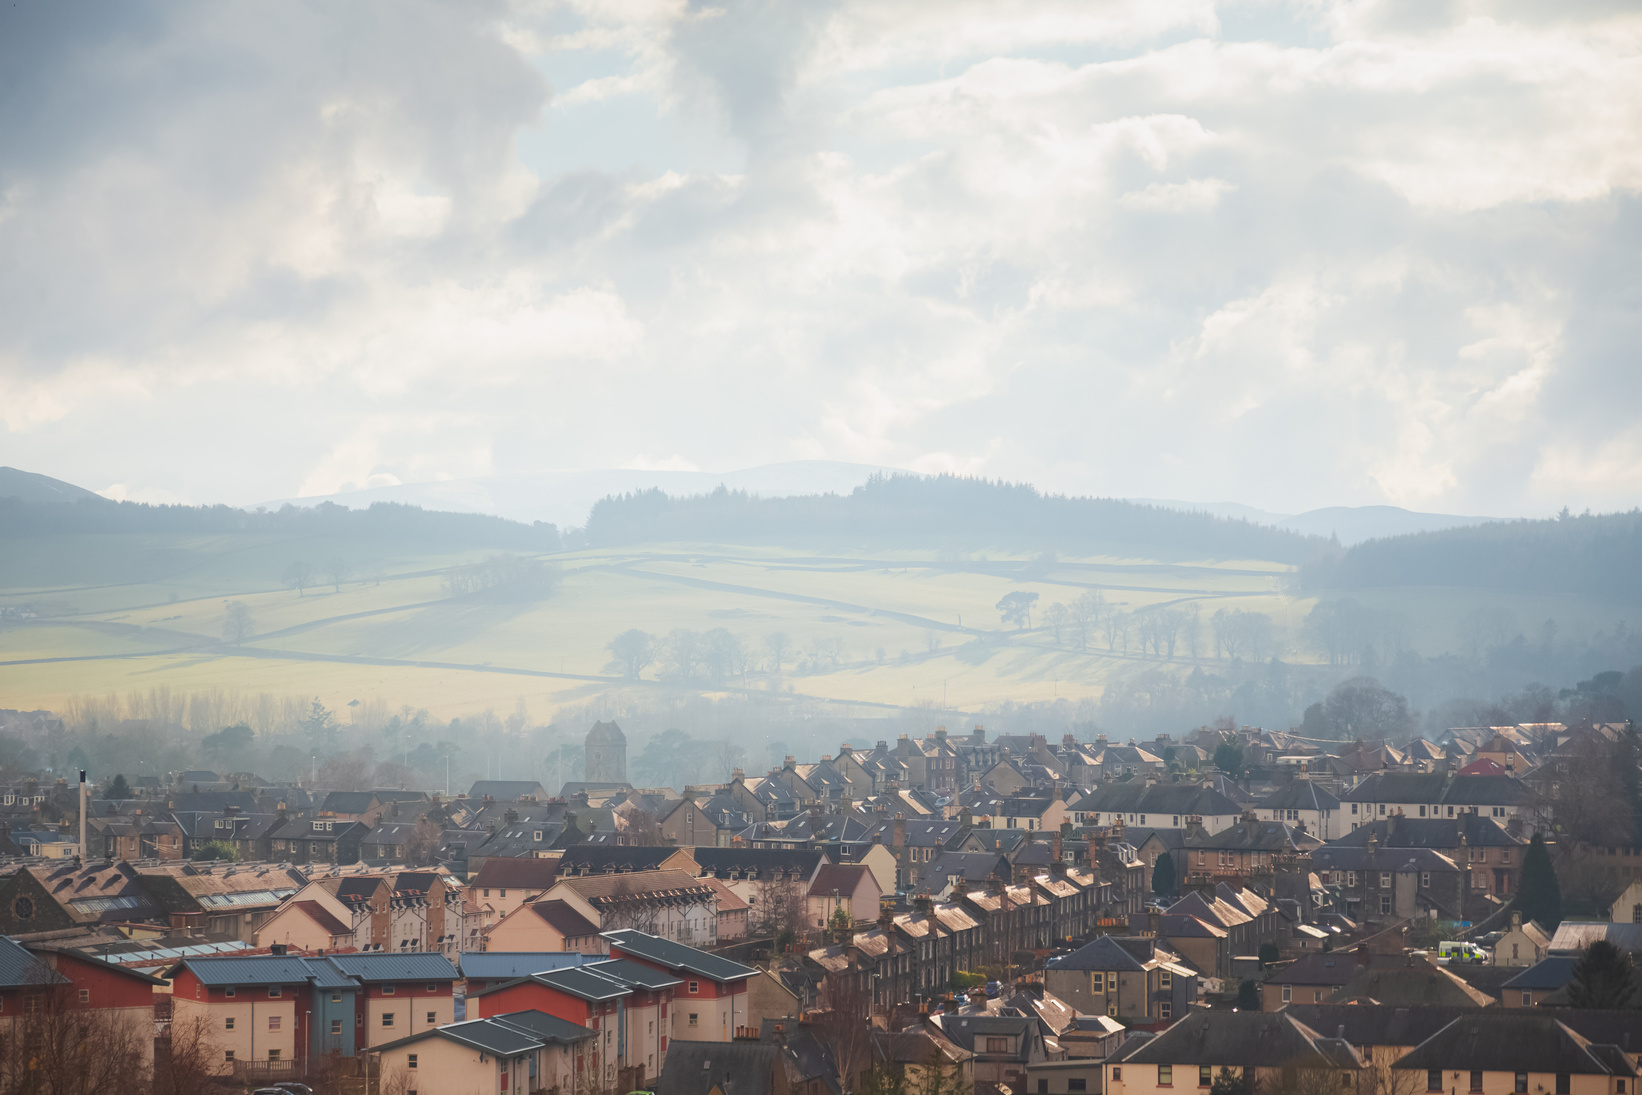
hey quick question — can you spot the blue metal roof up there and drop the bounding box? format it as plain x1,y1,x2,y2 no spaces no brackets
602,929,758,983
0,937,67,989
584,958,683,991
458,952,592,980
173,955,321,987
528,966,632,1002
325,953,459,983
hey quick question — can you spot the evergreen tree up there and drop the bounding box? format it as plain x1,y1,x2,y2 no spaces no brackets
1211,1067,1253,1095
1618,727,1642,848
1567,941,1637,1009
104,773,133,800
1214,741,1245,776
1235,979,1260,1010
1518,832,1563,932
1151,851,1177,899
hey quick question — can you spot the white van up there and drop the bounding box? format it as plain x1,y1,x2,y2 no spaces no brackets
1437,940,1488,964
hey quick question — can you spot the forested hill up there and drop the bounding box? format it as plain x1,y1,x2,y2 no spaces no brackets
1306,509,1642,597
0,496,559,550
584,474,1323,562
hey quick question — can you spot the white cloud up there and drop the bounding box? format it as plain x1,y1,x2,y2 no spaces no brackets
0,0,1639,516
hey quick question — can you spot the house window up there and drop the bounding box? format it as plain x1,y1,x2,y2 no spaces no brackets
1502,850,1512,863
268,1016,281,1031
426,1011,435,1024
78,989,89,1003
427,983,437,992
689,1013,699,1027
1380,895,1392,915
483,888,490,896
1200,1066,1213,1087
1069,1081,1087,1093
225,1051,235,1062
269,986,280,998
1421,873,1430,888
1161,971,1172,990
1522,992,1533,1006
1159,1065,1173,1087
409,1054,418,1069
268,1050,281,1062
1556,1075,1570,1095
1471,1072,1483,1092
1428,1071,1442,1092
1113,1069,1122,1081
1347,872,1357,887
1282,985,1291,1003
225,987,236,998
689,981,699,994
1351,804,1359,815
331,1019,342,1035
1160,1001,1172,1019
1039,1081,1049,1094
1380,872,1392,889
1091,973,1105,993
225,1018,235,1030
1515,1073,1528,1093
383,1013,395,1027
1513,943,1520,959
384,984,396,995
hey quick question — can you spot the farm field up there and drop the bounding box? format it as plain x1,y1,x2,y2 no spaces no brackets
0,534,1629,722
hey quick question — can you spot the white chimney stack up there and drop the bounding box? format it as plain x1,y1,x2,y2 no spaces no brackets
79,769,87,863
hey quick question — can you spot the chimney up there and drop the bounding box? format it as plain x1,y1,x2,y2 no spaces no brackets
936,727,947,742
1184,816,1205,839
271,943,288,956
893,814,907,848
78,769,87,864
1148,909,1161,938
973,725,986,743
732,768,745,784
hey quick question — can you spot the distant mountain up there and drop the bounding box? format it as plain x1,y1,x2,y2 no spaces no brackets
0,467,108,505
252,460,908,528
1134,498,1504,546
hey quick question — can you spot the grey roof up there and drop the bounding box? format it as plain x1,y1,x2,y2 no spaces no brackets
1074,781,1244,817
321,791,378,813
691,846,825,879
458,952,593,980
585,719,627,744
1050,935,1154,973
324,953,459,983
466,780,549,801
1341,771,1450,803
603,928,758,983
0,936,67,988
1503,956,1578,991
1311,845,1458,873
524,966,633,1002
926,852,1010,883
1258,781,1342,812
1280,1004,1481,1050
1548,922,1642,955
556,844,682,872
169,955,325,987
1326,815,1525,849
1184,818,1312,852
378,1009,595,1057
1125,1011,1365,1069
1395,1013,1636,1075
657,1041,787,1095
585,957,683,990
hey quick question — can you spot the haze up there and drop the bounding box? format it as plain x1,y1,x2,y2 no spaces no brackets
2,1,1640,516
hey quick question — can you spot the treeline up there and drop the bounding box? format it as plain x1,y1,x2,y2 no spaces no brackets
0,496,559,549
584,474,1323,562
1306,509,1642,596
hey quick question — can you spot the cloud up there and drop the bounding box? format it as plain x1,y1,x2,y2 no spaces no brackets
0,0,1639,516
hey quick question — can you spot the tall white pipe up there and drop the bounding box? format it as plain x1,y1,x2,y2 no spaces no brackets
79,769,87,863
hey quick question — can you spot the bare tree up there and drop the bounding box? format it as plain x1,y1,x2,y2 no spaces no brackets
604,629,656,680
599,876,660,935
221,601,255,646
702,628,747,682
155,1014,222,1095
282,560,315,597
1044,602,1069,643
714,738,748,782
1100,608,1128,653
765,631,792,672
1071,590,1105,652
753,870,811,943
324,556,351,593
0,973,154,1094
404,815,443,866
814,972,877,1094
659,629,703,681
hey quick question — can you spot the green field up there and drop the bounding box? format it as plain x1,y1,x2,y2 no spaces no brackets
0,533,1629,723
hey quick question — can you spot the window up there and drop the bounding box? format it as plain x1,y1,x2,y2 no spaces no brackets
426,1011,435,1024
1380,895,1392,915
483,888,490,896
1113,1069,1122,1081
268,1016,281,1031
225,987,236,998
1159,1065,1173,1087
269,986,281,998
1201,1066,1213,1087
1282,985,1291,1003
384,984,396,995
383,1013,395,1027
331,1019,343,1035
1471,1071,1483,1092
1161,971,1172,990
225,1017,235,1031
1038,1081,1049,1094
1091,972,1104,993
689,981,699,994
1380,872,1392,889
78,989,89,1003
358,1012,364,1026
1160,1001,1172,1019
268,1050,281,1062
1512,943,1520,959
1351,804,1359,815
1502,850,1511,863
1428,1071,1442,1093
1420,873,1430,888
1515,1074,1528,1094
1108,1004,1118,1017
1069,1081,1087,1092
427,982,437,992
225,1051,235,1062
1556,1075,1570,1095
409,1054,418,1070
1347,872,1358,887
332,993,343,1003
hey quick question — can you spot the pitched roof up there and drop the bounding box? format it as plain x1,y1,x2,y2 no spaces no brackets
808,863,873,897
603,928,758,983
1394,1013,1637,1075
0,936,67,988
457,952,593,980
656,1041,787,1095
289,899,350,937
1257,781,1343,812
471,856,562,892
1503,956,1577,991
528,900,600,939
1125,1011,1365,1069
323,952,459,983
466,780,549,801
376,1009,594,1056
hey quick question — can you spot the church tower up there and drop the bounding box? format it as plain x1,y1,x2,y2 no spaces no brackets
584,720,628,784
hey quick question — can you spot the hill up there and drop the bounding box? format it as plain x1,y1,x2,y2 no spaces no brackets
0,467,109,505
1306,510,1642,598
586,474,1324,563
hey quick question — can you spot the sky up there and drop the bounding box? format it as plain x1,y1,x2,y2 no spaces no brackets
1,0,1639,517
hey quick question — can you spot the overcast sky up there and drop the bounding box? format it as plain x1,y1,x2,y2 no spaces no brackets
1,0,1639,517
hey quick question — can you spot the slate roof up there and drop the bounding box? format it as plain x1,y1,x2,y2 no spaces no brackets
603,928,758,983
926,852,1009,883
0,936,67,988
1395,1013,1637,1075
1503,956,1578,991
1049,935,1167,972
1330,961,1496,1007
557,844,687,872
1183,817,1315,852
808,863,873,897
1258,781,1342,812
1325,815,1525,849
1280,1004,1481,1051
376,1009,594,1056
1549,922,1642,955
1124,1010,1365,1069
321,791,378,814
324,952,458,983
861,817,965,847
584,957,683,990
657,1041,789,1095
691,846,825,879
1072,782,1244,818
457,952,592,981
466,780,549,801
528,900,600,939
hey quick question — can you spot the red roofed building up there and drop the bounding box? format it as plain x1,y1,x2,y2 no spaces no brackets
488,899,604,953
1458,756,1507,777
472,856,562,931
602,929,758,1044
